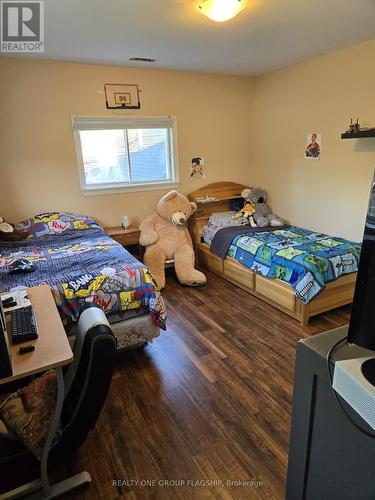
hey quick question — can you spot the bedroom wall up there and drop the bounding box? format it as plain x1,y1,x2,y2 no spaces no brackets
2,38,375,239
250,38,375,242
0,59,253,226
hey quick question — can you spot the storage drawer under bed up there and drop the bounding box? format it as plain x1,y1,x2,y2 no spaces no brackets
254,274,296,312
198,243,223,274
223,257,255,291
198,243,297,313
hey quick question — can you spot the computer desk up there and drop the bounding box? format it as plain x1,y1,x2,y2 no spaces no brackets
0,285,80,500
0,285,73,384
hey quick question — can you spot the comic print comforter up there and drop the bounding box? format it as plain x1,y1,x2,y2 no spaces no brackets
227,226,361,304
0,212,166,330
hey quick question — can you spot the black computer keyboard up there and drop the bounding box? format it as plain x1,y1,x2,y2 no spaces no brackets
11,306,38,343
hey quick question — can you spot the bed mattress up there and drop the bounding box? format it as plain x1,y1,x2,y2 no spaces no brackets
209,224,361,304
202,212,361,304
68,312,160,351
0,212,166,333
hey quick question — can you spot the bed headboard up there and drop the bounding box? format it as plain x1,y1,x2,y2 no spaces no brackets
188,181,248,247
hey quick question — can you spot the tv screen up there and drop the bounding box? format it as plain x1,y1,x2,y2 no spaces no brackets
0,297,12,378
348,173,375,349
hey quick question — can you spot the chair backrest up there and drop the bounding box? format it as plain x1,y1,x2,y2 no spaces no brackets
49,303,117,463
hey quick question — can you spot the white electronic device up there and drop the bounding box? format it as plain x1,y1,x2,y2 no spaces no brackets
122,215,130,229
333,357,375,431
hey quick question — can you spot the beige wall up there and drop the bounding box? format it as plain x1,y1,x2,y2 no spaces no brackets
2,38,375,240
250,38,375,242
0,59,253,226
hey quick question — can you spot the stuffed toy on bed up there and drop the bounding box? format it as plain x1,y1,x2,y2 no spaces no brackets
241,188,284,227
140,190,206,289
232,200,257,227
0,217,28,241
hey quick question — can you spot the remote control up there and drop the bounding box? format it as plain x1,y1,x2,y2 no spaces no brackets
19,345,35,355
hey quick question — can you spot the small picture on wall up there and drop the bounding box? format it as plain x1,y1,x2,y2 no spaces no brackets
191,157,205,179
304,133,322,159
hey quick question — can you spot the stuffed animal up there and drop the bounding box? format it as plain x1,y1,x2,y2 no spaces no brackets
140,190,206,289
0,217,13,234
232,199,257,227
241,187,284,227
0,217,28,241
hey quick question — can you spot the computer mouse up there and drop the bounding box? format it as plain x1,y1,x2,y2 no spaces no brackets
9,259,36,273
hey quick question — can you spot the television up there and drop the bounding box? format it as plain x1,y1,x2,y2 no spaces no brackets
0,297,12,379
348,172,375,350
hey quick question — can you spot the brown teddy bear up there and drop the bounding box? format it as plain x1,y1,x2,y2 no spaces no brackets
140,190,206,289
0,217,28,241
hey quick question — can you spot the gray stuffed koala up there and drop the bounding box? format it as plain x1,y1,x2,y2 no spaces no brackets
241,187,284,228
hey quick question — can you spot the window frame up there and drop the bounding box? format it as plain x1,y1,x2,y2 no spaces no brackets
72,115,179,196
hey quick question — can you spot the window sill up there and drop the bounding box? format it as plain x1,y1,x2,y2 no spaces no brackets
80,181,180,196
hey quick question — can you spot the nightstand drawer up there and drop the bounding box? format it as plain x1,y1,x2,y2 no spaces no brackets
105,226,140,246
112,232,140,246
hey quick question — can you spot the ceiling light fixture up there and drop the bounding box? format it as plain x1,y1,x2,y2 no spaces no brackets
198,0,245,22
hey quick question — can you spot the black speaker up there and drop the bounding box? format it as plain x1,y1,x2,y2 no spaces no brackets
0,300,12,379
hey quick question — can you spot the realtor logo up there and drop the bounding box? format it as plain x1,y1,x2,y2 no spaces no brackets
1,1,44,52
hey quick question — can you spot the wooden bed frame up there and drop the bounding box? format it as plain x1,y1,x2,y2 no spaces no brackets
188,182,356,326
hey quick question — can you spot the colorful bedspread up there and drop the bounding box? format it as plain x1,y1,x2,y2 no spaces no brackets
0,213,166,330
227,226,361,304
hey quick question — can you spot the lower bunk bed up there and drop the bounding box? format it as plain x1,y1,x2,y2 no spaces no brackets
189,182,360,326
0,212,166,349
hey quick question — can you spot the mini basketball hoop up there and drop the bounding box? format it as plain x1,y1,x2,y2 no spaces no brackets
104,83,141,109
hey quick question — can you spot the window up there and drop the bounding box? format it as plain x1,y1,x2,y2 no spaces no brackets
72,116,179,194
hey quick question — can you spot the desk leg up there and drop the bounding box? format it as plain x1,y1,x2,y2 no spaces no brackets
40,367,64,495
0,367,91,500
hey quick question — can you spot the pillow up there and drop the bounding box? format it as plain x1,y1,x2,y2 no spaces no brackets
15,212,101,238
208,211,241,228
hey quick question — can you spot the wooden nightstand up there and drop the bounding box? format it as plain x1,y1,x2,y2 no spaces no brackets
105,226,144,260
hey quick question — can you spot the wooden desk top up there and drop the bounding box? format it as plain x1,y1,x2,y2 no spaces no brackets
0,285,73,385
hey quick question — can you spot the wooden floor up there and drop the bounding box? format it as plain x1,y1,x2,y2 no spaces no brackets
62,270,351,500
2,270,352,499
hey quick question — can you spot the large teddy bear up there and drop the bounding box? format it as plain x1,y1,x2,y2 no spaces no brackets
241,187,284,227
140,190,206,289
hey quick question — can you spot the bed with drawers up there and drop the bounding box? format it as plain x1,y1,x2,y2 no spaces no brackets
188,182,359,325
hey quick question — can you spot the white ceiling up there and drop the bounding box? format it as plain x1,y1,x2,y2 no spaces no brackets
5,0,375,75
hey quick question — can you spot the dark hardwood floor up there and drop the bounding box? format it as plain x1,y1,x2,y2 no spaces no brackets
61,269,351,500
0,270,350,499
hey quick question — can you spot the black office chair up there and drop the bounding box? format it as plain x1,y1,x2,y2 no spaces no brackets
0,303,117,497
